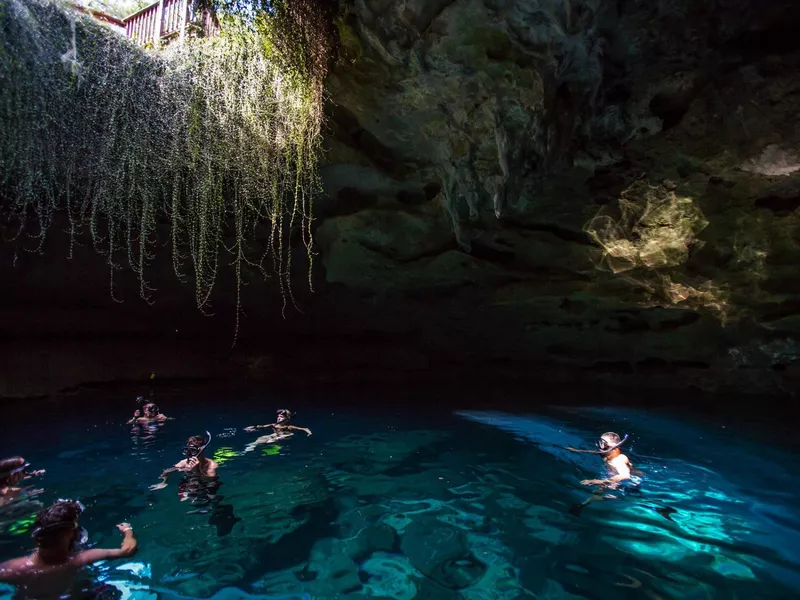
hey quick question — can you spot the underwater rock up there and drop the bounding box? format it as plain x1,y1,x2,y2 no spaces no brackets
359,552,421,600
115,583,311,600
400,517,486,589
346,523,399,560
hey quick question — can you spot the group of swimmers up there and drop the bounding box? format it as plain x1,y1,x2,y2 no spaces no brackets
0,400,645,597
0,400,313,597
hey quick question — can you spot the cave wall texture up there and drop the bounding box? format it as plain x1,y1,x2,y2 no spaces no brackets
3,0,800,397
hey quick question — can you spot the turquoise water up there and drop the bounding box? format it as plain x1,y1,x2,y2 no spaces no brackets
1,390,799,599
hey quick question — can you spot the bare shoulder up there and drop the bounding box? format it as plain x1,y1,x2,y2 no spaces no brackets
0,556,32,579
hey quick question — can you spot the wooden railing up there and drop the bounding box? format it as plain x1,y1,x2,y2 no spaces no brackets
124,0,218,45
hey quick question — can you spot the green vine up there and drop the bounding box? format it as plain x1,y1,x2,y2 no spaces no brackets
0,0,333,339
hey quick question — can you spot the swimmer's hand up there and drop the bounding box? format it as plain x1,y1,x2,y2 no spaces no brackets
186,457,200,470
149,482,168,491
116,523,133,533
244,426,257,432
581,479,604,486
27,470,45,477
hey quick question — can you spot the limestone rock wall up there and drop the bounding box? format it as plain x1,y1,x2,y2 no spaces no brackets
3,0,800,396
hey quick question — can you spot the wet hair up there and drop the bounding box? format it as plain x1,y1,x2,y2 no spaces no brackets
601,432,621,445
32,502,81,548
187,435,206,447
0,457,26,486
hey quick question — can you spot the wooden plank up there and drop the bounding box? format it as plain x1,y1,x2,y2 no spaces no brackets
154,0,164,43
178,0,187,41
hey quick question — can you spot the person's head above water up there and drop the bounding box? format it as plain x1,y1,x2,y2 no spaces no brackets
0,457,27,487
183,432,211,459
597,432,628,456
276,409,294,424
31,499,85,552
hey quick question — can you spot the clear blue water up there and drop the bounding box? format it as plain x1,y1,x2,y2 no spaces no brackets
2,390,799,599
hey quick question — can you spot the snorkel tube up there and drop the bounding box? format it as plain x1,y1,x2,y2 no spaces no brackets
183,431,212,458
597,433,629,454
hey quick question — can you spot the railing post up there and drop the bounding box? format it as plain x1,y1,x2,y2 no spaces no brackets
179,0,188,41
154,0,165,46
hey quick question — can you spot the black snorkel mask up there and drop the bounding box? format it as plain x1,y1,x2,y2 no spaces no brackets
31,499,88,551
597,434,629,454
183,431,212,458
137,396,159,415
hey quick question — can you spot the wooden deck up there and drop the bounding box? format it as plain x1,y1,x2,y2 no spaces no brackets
124,0,218,45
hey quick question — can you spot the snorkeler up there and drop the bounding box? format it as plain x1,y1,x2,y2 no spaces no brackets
566,432,635,516
0,457,45,505
566,432,676,520
243,409,311,453
128,396,169,423
244,409,311,436
0,500,137,598
148,433,238,535
568,432,634,485
149,432,218,491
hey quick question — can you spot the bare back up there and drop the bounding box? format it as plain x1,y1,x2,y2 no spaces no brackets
0,553,92,599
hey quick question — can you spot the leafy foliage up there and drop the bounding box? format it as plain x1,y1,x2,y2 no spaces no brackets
0,0,333,336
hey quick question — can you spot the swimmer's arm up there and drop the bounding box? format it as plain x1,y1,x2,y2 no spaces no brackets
581,462,632,486
245,423,276,432
287,426,312,436
76,524,137,565
149,465,181,490
566,447,602,454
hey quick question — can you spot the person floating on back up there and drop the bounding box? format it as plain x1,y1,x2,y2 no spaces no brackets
0,500,137,598
243,409,311,453
149,432,218,491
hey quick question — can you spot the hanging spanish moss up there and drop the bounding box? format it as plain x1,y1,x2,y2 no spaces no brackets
0,0,333,338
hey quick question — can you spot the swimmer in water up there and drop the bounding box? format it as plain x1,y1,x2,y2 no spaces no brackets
128,397,169,423
567,432,676,519
569,432,634,486
0,457,45,506
566,432,634,516
243,409,311,453
244,409,311,436
0,500,137,599
149,433,218,491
